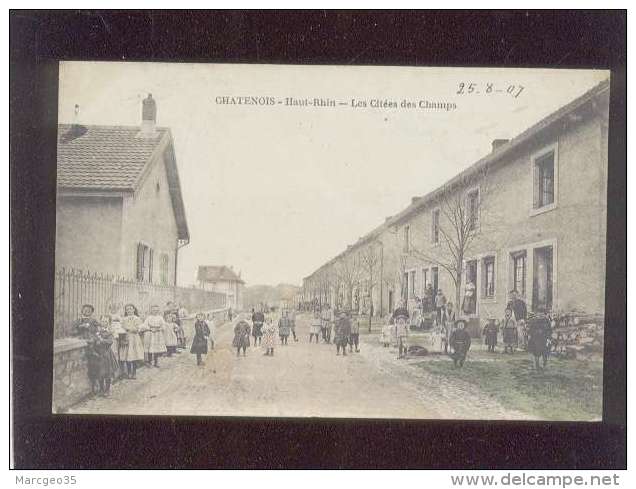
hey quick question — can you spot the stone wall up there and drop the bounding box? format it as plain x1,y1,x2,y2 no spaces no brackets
51,309,229,413
52,337,90,413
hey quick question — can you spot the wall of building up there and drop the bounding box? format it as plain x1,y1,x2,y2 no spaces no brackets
378,113,607,319
120,149,179,284
305,105,608,321
55,195,123,275
201,280,244,310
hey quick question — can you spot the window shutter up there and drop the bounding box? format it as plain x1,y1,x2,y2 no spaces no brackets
148,249,154,284
136,243,144,281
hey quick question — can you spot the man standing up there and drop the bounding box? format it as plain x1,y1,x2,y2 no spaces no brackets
507,290,528,322
450,320,471,367
334,310,351,356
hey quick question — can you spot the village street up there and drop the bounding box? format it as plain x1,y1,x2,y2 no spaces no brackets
70,314,539,419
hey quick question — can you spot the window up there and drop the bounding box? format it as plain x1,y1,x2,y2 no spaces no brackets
511,251,527,296
422,268,429,290
482,256,495,298
432,209,440,244
136,243,153,283
160,253,170,285
467,189,480,231
533,150,555,209
403,226,410,252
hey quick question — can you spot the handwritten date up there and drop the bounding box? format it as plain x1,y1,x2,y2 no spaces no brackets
457,83,524,98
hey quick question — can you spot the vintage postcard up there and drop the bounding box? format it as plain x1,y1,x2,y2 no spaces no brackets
52,62,609,420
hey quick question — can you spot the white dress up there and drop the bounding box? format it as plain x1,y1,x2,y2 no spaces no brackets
163,321,178,348
121,315,145,362
142,315,167,354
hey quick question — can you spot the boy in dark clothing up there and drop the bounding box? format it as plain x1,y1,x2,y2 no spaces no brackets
449,321,471,368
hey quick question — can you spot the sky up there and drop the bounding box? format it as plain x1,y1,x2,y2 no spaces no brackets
58,62,608,287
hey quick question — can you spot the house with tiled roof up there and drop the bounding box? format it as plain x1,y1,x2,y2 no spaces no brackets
197,265,245,310
55,94,189,285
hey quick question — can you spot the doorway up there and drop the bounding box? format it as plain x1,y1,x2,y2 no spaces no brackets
532,246,553,313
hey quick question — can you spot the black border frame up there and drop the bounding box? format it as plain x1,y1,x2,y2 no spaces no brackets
10,10,627,469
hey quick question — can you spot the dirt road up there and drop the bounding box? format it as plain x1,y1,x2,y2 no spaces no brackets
70,313,535,419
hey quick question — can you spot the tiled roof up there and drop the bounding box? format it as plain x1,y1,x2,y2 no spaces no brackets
197,266,245,284
57,123,189,241
57,124,168,190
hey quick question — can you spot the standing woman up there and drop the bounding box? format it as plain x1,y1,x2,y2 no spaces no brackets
233,319,251,357
142,305,168,367
191,312,210,366
121,303,144,379
462,281,476,315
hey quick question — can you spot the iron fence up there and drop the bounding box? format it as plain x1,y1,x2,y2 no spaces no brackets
54,268,226,339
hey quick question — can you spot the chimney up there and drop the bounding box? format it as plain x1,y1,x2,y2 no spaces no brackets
385,216,392,222
141,93,157,135
491,139,509,152
411,196,421,204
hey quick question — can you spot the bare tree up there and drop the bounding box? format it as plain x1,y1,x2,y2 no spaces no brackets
359,243,381,331
335,253,362,311
408,166,499,312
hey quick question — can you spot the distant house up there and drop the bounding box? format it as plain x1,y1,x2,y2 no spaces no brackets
56,94,189,285
197,266,245,310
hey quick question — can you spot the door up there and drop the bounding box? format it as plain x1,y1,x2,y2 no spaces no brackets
432,267,439,294
532,246,553,313
464,260,478,315
388,290,394,314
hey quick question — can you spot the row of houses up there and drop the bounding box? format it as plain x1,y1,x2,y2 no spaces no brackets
301,80,609,323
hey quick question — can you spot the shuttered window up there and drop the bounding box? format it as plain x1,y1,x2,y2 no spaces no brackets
136,243,145,281
135,243,154,282
148,248,154,284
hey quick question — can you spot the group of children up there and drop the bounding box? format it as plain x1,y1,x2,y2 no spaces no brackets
71,301,217,396
308,306,362,355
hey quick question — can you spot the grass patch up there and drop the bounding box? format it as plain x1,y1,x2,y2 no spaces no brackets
415,350,603,421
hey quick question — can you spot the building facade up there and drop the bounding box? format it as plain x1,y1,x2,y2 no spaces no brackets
55,94,190,285
197,265,245,310
303,80,609,322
